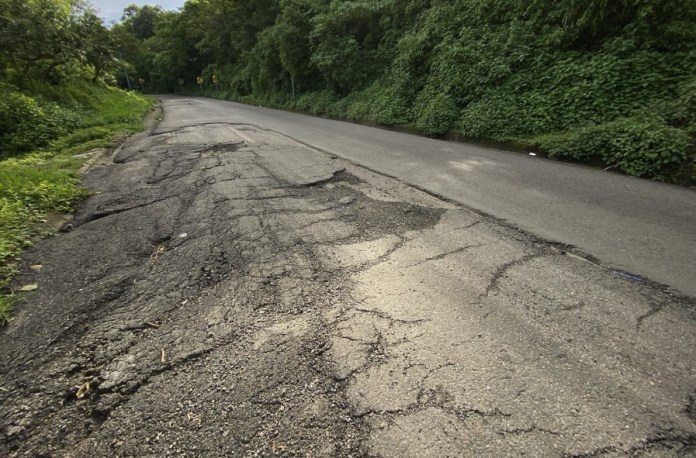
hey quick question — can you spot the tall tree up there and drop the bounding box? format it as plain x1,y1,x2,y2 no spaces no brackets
76,11,118,82
121,4,164,40
0,0,80,79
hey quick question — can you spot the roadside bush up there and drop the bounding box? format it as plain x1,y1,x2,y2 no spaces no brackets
325,94,354,119
535,117,689,179
414,91,459,136
344,92,370,122
307,90,336,116
458,91,555,140
660,78,696,137
0,80,150,159
355,82,410,126
290,90,337,117
0,91,80,157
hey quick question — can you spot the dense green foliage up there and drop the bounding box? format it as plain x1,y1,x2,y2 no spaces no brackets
0,0,153,323
121,0,696,183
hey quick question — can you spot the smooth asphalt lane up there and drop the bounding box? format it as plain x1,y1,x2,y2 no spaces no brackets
158,96,696,297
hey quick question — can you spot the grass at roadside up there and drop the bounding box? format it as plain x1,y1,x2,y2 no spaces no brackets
0,80,152,325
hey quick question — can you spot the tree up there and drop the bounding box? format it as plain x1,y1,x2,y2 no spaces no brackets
276,0,325,94
121,4,164,40
0,0,80,80
310,1,390,93
76,11,118,82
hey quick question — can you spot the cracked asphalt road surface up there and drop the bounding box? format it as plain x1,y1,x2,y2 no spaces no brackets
153,97,696,297
1,98,695,457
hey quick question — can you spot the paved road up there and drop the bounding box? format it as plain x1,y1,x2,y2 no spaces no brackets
159,96,696,297
1,98,695,456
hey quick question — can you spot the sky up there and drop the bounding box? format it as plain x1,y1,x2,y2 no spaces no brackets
90,0,186,24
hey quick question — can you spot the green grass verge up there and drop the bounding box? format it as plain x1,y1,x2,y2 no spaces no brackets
0,79,153,325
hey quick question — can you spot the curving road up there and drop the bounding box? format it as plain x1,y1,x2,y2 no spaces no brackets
159,96,696,297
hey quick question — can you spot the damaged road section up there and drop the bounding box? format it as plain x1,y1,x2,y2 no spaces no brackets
1,113,695,457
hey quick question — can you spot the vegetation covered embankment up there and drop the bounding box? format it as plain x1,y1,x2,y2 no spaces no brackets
0,0,152,324
121,0,695,184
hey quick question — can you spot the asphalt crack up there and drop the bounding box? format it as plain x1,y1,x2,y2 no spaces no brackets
401,243,486,269
479,251,548,301
562,429,696,457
